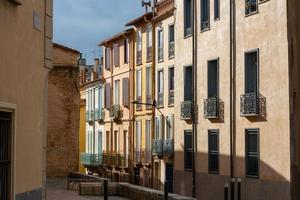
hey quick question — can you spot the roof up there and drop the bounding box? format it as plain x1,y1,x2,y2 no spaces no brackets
98,28,134,46
125,12,153,26
53,43,80,54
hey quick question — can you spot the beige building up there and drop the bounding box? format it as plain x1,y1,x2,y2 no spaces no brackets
0,0,53,200
47,43,80,177
173,0,300,200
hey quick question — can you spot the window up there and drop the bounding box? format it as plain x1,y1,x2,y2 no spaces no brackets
98,131,102,154
155,116,164,139
105,47,111,70
245,129,259,177
208,59,219,98
184,131,193,170
184,66,193,101
184,0,192,37
136,121,142,150
168,67,175,106
146,66,152,107
136,69,142,110
88,130,93,153
0,111,12,200
124,39,129,64
245,0,258,16
124,130,128,156
106,131,110,152
201,0,210,31
158,29,164,62
157,70,164,107
146,120,151,150
146,24,152,61
122,78,130,107
98,87,103,111
136,29,142,65
208,130,219,173
105,83,111,109
113,43,120,66
114,80,120,105
214,0,220,20
114,130,118,152
166,115,174,140
245,50,259,94
169,24,175,58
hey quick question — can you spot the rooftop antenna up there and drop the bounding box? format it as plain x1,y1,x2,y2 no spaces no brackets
141,0,151,13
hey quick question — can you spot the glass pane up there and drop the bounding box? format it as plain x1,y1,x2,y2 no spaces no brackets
247,156,259,176
247,132,258,153
209,132,218,152
169,25,174,42
245,51,258,93
169,67,174,91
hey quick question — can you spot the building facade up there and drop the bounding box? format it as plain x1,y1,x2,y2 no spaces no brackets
47,43,80,177
0,0,53,199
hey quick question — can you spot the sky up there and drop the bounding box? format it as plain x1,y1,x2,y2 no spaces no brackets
53,0,145,64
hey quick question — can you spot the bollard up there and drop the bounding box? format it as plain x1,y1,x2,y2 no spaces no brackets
231,178,235,200
224,183,229,200
104,180,108,200
237,178,241,200
164,181,168,200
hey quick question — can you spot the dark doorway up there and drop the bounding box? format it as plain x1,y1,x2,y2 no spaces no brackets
134,167,140,185
0,111,12,200
165,164,173,193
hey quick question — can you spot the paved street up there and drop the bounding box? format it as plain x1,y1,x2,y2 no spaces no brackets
46,178,130,200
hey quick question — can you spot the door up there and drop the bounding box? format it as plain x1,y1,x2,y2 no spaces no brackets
165,164,174,193
134,167,140,185
98,131,102,154
0,111,12,200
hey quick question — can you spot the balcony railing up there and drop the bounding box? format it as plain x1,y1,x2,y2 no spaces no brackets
240,93,266,117
85,110,94,122
80,153,102,166
109,105,122,119
169,41,175,58
158,93,164,107
204,97,221,119
94,108,105,121
163,139,174,157
245,0,258,15
181,101,193,120
201,20,210,31
146,94,152,110
184,27,192,37
144,149,152,164
168,90,174,106
152,139,163,157
136,96,142,111
137,50,142,65
147,46,152,62
158,47,163,62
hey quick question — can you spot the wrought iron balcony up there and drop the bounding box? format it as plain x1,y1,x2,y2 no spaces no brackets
158,47,163,62
204,97,221,119
94,108,105,122
240,93,266,117
80,153,102,166
109,105,122,119
85,110,94,122
168,90,174,106
245,0,258,15
169,41,175,58
137,50,142,65
163,139,174,157
152,139,163,157
147,46,152,62
158,93,164,107
181,101,193,120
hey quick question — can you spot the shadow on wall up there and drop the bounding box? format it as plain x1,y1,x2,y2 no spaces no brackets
170,151,293,200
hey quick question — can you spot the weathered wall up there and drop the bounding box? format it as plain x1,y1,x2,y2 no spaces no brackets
0,0,53,199
79,100,86,173
47,45,80,177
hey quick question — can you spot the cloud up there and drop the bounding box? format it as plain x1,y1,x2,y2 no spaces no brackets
54,0,144,64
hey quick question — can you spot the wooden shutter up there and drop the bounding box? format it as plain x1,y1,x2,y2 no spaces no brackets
114,43,119,66
123,78,129,107
105,83,111,109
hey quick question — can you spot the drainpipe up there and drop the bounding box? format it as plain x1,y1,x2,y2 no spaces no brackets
192,0,198,198
230,0,236,199
131,30,136,184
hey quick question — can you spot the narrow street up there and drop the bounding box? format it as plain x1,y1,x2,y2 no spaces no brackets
46,178,129,200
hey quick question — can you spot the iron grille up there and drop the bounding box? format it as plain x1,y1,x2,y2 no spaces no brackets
152,139,163,157
109,105,122,119
181,101,193,120
163,139,174,157
204,97,219,119
0,111,12,200
240,93,266,117
201,21,210,31
184,27,192,37
245,0,258,15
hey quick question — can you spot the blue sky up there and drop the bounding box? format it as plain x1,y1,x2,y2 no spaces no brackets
54,0,144,64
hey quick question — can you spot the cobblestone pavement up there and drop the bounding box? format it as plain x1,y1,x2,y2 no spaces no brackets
46,178,130,200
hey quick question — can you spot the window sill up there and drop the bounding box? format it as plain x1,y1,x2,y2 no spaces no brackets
168,104,174,108
246,174,259,179
168,56,175,60
184,34,192,39
184,168,193,172
136,63,143,66
209,171,219,175
157,105,164,109
146,59,152,63
201,27,211,33
259,0,270,4
245,11,259,17
214,18,220,22
158,59,164,63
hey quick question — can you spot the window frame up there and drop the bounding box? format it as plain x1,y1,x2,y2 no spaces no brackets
184,0,192,38
183,65,193,102
214,0,220,20
208,129,219,174
124,39,129,64
114,79,120,105
245,128,260,178
201,0,210,31
157,69,164,108
157,28,164,62
184,130,193,171
245,0,259,16
168,23,175,59
168,66,175,106
244,49,259,94
207,58,219,98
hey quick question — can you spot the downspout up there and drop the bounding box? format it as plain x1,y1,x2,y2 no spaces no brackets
131,30,136,184
192,0,198,197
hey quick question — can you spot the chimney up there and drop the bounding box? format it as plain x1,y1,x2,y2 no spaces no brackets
93,58,100,80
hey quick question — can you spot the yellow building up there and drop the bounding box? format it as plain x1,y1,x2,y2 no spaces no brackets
125,13,154,187
79,99,86,173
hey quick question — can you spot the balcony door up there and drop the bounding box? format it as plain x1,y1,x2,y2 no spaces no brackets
98,131,102,154
207,59,219,98
184,66,193,101
245,50,259,94
165,164,174,193
114,80,120,105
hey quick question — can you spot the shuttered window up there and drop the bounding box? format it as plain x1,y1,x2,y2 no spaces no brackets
214,0,220,20
168,24,175,58
124,39,129,64
201,0,210,30
208,59,219,98
155,116,164,139
105,47,111,70
184,0,192,37
136,121,142,150
136,69,142,98
113,43,120,67
157,70,164,107
246,129,259,177
146,66,152,97
122,78,129,107
146,120,151,150
245,50,259,94
184,131,193,170
114,80,120,105
208,130,219,173
158,29,164,62
105,83,111,109
184,66,193,101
